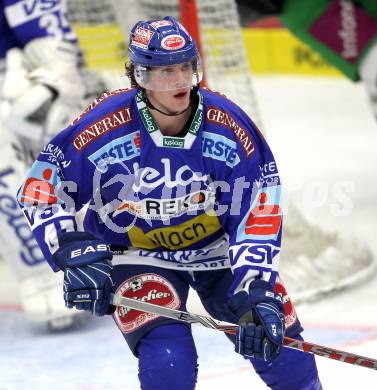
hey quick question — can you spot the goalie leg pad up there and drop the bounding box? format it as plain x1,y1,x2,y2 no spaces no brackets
137,324,198,390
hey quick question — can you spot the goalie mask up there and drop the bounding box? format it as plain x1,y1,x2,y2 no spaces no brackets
128,16,203,91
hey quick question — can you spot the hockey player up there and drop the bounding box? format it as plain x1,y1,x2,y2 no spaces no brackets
17,16,322,389
236,0,377,122
0,0,88,329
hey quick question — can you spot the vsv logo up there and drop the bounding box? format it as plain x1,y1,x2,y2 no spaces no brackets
22,0,59,15
202,131,240,167
229,243,280,269
5,0,60,27
6,0,75,46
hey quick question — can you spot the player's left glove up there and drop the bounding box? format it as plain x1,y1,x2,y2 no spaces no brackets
52,231,114,316
228,279,285,362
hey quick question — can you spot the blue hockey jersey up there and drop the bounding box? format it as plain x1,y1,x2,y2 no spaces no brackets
0,0,77,59
18,87,283,293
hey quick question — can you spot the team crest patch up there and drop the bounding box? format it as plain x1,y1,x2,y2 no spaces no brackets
114,273,181,334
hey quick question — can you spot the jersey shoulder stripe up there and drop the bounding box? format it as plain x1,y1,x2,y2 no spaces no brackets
70,88,137,126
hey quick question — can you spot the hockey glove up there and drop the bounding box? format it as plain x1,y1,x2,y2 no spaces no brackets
52,231,114,316
228,279,285,362
1,39,86,156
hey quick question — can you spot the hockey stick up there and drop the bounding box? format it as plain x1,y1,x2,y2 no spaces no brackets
111,293,377,371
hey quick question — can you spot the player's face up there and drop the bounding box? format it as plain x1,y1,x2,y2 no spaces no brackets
148,62,193,91
146,63,193,113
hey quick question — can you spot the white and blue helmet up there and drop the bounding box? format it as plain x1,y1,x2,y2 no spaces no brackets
128,16,203,91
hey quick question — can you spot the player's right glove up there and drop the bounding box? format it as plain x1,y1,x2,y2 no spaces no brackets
228,279,285,362
52,231,114,316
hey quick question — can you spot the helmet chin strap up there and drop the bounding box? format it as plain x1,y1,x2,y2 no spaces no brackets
144,86,199,117
145,97,191,116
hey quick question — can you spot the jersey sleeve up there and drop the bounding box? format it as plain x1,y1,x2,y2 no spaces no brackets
0,1,19,56
3,0,78,47
218,123,282,296
17,124,93,271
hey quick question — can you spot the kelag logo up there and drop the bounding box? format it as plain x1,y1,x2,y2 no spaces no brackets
163,137,185,148
202,131,240,167
88,131,140,172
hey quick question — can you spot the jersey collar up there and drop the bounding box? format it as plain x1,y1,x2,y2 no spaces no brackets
135,90,203,149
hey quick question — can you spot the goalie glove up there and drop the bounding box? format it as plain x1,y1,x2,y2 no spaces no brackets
0,39,86,151
24,37,84,100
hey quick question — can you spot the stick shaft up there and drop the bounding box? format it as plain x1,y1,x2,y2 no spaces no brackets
111,293,377,371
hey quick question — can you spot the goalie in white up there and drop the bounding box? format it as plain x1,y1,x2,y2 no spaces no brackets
0,0,97,329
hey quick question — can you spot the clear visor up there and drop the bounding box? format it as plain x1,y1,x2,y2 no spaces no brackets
134,56,203,91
